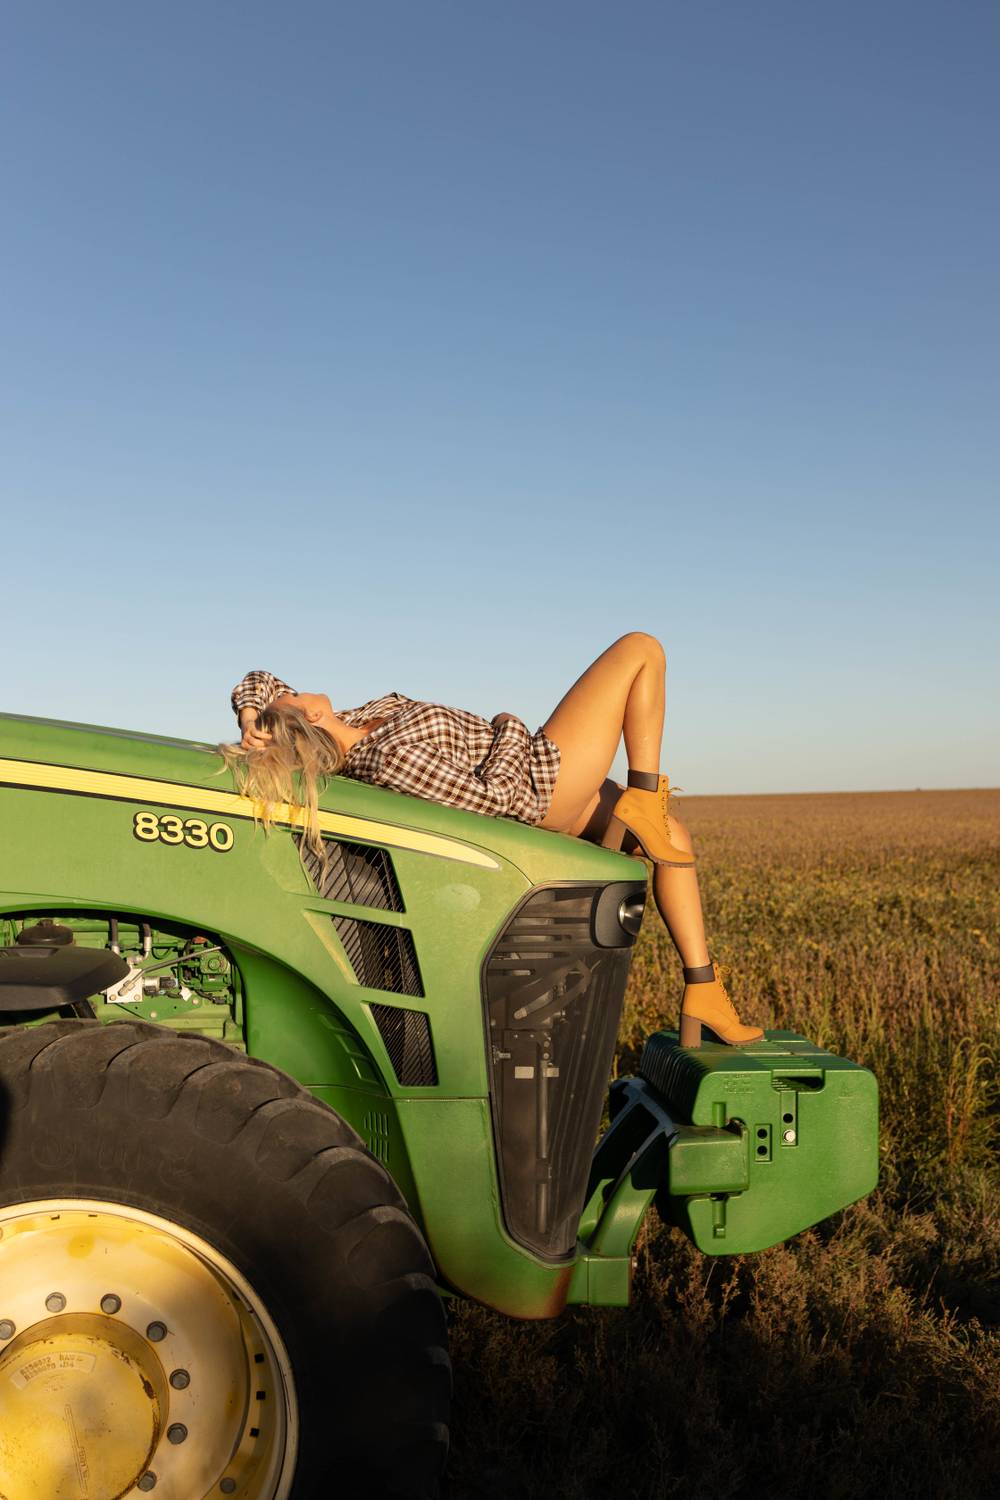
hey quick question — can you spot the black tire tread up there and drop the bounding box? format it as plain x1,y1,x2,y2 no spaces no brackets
0,1020,449,1497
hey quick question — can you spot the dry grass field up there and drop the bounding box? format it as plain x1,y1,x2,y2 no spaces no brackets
447,790,1000,1500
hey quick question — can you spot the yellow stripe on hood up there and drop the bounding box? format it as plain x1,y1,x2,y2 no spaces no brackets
0,757,500,870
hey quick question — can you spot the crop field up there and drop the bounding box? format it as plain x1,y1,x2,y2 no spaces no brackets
447,790,1000,1500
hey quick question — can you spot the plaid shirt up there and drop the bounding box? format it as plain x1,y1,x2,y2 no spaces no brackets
231,669,560,825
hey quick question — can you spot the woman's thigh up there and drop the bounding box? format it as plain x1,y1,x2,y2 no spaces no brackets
539,635,654,832
546,778,621,838
548,778,650,856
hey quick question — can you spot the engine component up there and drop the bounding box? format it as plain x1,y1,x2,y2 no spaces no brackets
0,914,244,1046
16,918,75,946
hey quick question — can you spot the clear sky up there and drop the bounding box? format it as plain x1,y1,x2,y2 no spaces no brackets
2,1,997,793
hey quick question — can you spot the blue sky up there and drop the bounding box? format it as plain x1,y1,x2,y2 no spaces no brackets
2,1,997,793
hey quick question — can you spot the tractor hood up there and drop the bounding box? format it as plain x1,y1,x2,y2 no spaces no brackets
0,711,640,888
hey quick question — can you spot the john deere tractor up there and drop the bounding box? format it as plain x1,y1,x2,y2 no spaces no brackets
0,711,878,1499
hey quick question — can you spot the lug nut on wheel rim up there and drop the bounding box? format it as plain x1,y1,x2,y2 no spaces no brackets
0,1202,296,1500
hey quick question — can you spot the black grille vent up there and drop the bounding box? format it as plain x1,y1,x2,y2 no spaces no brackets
332,916,424,998
295,835,403,912
482,882,641,1260
370,1004,437,1086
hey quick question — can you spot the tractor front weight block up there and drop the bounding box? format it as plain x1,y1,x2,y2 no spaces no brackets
578,1029,879,1270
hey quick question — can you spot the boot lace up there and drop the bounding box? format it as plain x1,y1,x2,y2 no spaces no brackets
713,964,740,1022
659,780,683,823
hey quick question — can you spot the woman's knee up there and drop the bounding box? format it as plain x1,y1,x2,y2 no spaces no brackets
617,631,666,671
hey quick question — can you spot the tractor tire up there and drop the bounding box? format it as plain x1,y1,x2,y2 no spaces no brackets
0,1019,450,1500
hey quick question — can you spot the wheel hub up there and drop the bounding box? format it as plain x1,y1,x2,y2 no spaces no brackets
0,1314,165,1497
0,1201,297,1499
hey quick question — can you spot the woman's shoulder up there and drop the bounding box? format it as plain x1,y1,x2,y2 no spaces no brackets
336,691,415,725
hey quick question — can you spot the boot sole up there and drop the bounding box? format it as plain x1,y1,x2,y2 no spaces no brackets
679,1014,764,1047
602,814,695,866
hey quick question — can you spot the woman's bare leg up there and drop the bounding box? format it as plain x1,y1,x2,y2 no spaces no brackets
537,633,712,966
573,781,710,968
649,818,711,968
539,632,667,833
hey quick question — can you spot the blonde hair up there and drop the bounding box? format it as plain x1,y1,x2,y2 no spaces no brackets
219,703,345,861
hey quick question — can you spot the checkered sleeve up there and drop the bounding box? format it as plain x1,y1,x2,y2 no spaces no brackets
370,717,532,817
230,670,297,720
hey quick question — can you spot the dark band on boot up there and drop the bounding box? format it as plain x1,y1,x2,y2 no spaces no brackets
683,962,716,983
626,769,660,792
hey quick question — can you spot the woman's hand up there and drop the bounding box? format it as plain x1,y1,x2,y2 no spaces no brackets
239,706,272,750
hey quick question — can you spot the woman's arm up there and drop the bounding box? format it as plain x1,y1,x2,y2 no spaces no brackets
367,717,532,818
231,669,297,749
236,704,270,749
231,669,296,720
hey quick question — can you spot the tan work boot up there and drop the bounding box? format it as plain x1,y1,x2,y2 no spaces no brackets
605,771,695,866
679,963,764,1046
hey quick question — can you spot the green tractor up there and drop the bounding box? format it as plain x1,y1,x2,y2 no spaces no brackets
0,711,878,1499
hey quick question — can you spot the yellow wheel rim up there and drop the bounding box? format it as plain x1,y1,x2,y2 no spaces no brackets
0,1200,298,1499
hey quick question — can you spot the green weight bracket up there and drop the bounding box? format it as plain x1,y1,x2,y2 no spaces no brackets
579,1076,749,1264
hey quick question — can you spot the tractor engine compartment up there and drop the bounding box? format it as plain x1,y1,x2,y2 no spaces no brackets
0,912,245,1048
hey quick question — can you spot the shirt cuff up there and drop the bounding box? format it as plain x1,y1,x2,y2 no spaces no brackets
230,672,296,719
